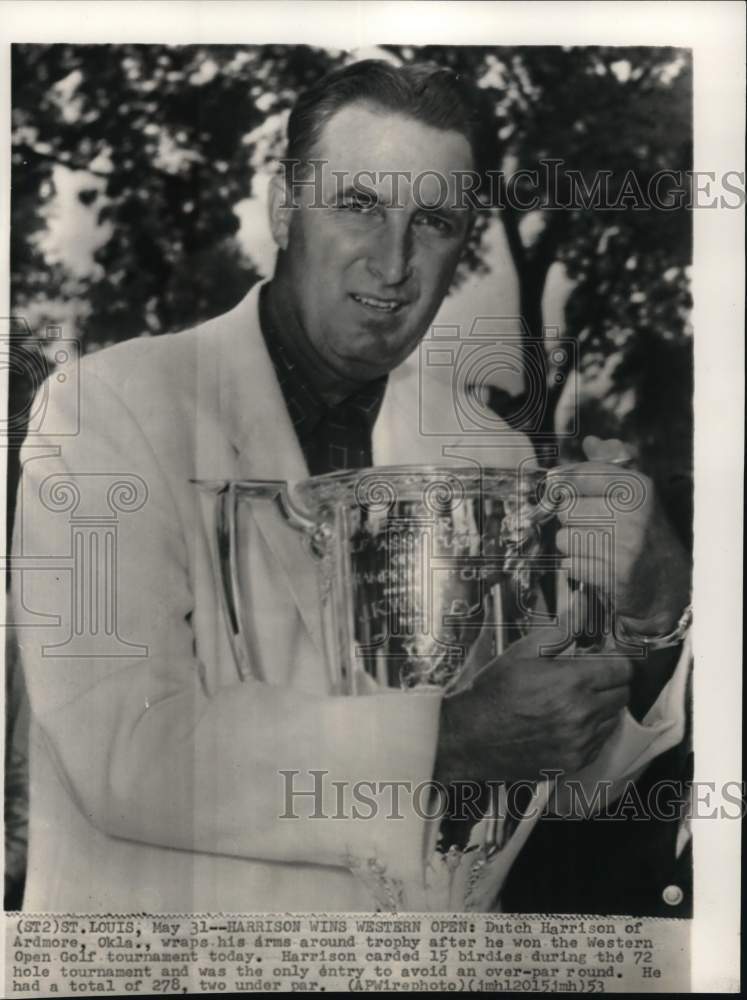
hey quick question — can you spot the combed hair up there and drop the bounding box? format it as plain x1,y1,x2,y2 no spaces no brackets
285,59,498,189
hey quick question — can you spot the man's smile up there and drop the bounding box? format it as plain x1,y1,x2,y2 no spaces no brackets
350,292,407,313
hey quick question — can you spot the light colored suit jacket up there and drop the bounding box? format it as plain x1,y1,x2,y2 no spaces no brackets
12,281,689,912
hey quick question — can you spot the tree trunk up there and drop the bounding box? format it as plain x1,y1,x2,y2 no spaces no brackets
517,271,555,466
498,203,572,468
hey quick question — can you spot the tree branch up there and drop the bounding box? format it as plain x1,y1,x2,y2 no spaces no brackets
13,141,111,179
526,209,570,286
498,199,526,273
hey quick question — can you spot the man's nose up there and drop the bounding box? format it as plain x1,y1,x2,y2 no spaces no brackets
366,218,413,286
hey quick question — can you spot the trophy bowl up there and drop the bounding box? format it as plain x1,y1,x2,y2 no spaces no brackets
197,464,553,698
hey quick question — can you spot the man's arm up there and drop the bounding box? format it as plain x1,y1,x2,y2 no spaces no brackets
434,602,633,785
13,370,439,875
550,437,691,640
434,619,690,822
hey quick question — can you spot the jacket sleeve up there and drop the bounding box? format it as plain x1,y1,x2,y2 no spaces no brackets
547,635,692,814
12,367,440,878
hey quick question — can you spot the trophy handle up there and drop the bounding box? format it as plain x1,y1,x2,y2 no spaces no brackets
530,468,634,653
193,479,324,683
226,479,334,555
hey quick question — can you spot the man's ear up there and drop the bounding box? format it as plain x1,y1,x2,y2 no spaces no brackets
268,172,292,251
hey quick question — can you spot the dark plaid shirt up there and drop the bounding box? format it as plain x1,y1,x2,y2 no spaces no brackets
259,285,387,476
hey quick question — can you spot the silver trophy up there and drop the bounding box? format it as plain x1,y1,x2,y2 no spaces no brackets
193,465,638,910
196,465,551,697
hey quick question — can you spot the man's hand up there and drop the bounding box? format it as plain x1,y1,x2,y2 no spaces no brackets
435,604,633,785
549,436,690,636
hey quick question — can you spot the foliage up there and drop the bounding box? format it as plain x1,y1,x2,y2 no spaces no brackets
13,45,330,341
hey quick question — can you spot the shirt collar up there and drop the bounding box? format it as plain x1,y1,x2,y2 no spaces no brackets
259,282,387,443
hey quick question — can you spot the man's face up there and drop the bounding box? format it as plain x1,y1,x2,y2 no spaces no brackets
270,102,475,382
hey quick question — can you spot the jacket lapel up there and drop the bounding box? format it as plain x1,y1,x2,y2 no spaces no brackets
209,282,325,654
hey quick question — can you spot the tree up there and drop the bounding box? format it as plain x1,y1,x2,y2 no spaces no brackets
12,44,342,343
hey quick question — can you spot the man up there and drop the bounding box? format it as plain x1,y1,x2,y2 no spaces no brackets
12,60,691,912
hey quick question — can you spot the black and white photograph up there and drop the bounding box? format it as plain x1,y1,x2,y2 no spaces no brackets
1,1,743,994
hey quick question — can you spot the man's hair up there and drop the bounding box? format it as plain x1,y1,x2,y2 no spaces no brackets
285,58,498,192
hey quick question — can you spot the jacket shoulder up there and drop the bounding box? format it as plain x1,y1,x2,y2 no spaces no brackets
68,318,227,471
81,323,204,402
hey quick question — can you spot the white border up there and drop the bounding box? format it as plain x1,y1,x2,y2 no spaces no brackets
0,2,743,993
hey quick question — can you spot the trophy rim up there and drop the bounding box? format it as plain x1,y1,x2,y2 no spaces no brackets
293,463,545,509
192,464,544,492
296,462,543,486
300,462,541,482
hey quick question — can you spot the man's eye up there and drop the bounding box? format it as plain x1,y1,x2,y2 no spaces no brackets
416,212,453,233
340,195,377,213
